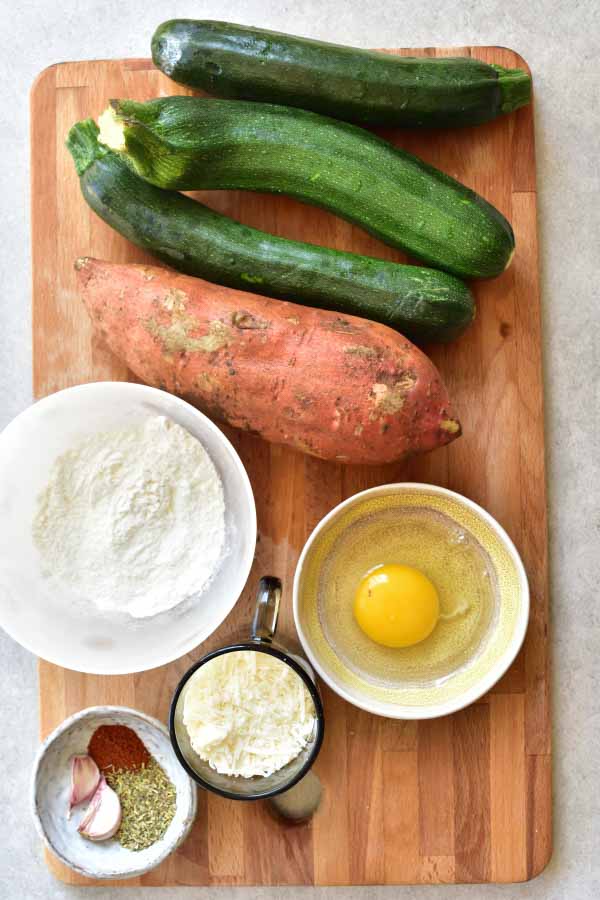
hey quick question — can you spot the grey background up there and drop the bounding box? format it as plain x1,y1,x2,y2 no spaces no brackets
1,0,598,897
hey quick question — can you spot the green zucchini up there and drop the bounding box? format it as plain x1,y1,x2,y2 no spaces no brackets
66,119,474,344
99,97,514,280
151,20,531,128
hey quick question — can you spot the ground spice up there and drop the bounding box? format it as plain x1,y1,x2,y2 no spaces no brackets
88,724,151,773
105,760,176,852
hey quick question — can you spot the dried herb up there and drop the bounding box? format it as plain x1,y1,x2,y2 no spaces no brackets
105,759,176,852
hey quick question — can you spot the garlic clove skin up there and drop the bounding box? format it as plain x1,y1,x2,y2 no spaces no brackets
68,754,100,819
77,776,122,842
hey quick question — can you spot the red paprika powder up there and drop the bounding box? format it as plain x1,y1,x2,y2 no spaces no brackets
88,724,150,773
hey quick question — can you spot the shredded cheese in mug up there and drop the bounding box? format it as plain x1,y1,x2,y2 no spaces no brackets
182,651,316,778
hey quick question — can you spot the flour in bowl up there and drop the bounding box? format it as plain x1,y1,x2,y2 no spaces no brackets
33,416,225,618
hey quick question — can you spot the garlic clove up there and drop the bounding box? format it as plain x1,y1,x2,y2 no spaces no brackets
68,754,100,818
77,776,122,842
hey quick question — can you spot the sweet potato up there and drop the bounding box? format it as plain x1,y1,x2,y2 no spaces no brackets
76,258,461,465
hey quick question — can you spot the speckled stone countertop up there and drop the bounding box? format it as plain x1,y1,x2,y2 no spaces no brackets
1,1,598,897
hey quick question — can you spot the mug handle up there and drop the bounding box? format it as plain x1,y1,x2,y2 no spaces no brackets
250,576,282,643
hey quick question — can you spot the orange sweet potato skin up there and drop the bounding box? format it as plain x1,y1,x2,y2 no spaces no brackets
76,258,460,465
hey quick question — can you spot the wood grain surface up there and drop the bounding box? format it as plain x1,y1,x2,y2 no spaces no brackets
30,47,551,885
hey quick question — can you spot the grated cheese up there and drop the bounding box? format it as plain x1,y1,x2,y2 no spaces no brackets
182,651,316,778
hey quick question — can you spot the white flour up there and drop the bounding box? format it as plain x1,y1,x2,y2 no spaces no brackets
33,416,226,618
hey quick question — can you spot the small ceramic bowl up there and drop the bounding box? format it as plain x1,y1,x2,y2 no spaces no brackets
294,483,529,720
31,706,197,880
0,382,257,674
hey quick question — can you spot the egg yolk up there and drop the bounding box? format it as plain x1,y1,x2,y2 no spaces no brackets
353,564,440,648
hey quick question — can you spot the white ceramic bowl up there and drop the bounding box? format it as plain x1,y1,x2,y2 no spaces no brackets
293,483,530,719
0,382,256,673
31,706,197,880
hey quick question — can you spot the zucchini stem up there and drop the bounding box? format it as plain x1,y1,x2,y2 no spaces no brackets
96,100,186,186
493,66,532,114
66,119,108,176
98,106,127,152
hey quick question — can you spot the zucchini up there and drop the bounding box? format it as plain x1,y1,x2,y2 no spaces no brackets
66,119,474,344
99,97,514,280
151,20,531,128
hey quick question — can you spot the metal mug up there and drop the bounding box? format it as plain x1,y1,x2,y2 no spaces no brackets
169,577,324,801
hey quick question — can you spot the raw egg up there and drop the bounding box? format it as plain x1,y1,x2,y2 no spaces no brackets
353,564,440,648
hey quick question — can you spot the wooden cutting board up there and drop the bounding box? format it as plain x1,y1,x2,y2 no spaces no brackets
30,47,551,886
